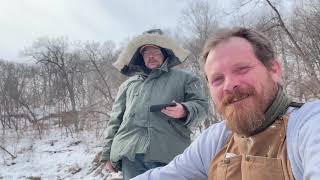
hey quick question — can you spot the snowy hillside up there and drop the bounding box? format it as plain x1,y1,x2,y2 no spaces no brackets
0,129,122,180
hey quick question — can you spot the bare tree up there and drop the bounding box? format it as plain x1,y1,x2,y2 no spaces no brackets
24,37,83,131
179,0,219,72
83,41,120,106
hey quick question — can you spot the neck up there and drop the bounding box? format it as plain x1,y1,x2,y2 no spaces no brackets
251,86,291,135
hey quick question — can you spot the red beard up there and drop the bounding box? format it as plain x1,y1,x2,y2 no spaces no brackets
217,85,269,137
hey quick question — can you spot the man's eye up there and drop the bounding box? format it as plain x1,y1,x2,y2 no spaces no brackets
237,66,250,74
211,77,223,86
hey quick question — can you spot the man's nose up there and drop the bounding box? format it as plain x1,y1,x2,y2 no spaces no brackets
145,53,154,59
223,76,240,92
148,55,156,60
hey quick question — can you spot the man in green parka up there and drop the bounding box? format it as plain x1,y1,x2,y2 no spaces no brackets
101,29,208,180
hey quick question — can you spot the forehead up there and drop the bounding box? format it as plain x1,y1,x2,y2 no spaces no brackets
204,37,258,71
142,46,161,52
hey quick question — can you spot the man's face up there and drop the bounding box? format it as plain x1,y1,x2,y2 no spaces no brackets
204,37,281,136
141,46,165,69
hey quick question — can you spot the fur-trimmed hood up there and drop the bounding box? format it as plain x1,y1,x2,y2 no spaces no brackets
113,30,190,76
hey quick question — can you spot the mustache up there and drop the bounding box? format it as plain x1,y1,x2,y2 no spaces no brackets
221,86,256,106
146,59,158,63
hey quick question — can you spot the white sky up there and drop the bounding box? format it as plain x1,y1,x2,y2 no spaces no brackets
1,0,286,63
0,0,189,62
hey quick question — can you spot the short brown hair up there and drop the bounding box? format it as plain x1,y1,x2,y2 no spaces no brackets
201,27,275,68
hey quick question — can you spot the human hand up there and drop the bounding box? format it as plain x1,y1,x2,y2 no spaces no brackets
105,160,117,172
161,102,187,119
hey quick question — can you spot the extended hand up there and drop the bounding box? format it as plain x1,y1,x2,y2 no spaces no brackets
161,102,187,119
105,160,117,172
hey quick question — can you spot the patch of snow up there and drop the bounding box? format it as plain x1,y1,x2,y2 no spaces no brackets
0,128,122,179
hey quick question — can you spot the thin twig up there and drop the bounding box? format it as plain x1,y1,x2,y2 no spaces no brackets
0,145,16,159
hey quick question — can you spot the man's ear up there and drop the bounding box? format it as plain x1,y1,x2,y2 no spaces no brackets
269,59,281,82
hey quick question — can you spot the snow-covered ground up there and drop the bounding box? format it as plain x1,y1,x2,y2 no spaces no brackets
0,123,203,180
0,128,122,180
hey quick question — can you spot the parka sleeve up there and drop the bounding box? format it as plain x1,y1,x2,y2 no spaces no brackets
100,82,127,161
181,74,209,126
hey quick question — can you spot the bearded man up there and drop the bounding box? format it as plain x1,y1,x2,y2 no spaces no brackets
132,27,320,180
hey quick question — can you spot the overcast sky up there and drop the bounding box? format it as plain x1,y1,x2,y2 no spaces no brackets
0,0,194,62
